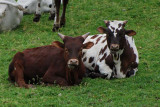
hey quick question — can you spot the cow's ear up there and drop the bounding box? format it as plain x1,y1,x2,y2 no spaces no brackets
104,20,110,27
97,27,106,33
52,41,64,49
83,42,94,49
125,30,136,36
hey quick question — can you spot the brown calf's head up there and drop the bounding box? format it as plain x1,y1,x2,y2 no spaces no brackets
54,33,93,69
98,20,136,53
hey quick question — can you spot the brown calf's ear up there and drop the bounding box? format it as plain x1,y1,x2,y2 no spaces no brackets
82,32,90,39
125,30,136,36
97,26,106,34
83,42,94,49
52,41,64,49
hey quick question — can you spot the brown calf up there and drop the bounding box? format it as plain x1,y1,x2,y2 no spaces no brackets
8,32,93,88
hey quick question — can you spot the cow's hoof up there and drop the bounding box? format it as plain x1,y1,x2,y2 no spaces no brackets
60,21,65,27
110,72,115,79
33,14,41,22
88,72,97,79
126,70,135,77
27,84,35,88
48,13,55,20
52,26,60,32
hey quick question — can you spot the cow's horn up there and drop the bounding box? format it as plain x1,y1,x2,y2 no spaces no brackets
58,33,65,40
82,32,90,39
123,20,128,25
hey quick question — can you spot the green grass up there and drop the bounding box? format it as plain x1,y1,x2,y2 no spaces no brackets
0,0,160,106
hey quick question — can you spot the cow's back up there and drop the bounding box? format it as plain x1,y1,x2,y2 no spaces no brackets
23,45,65,79
0,0,23,31
9,45,65,82
125,35,139,64
82,34,110,71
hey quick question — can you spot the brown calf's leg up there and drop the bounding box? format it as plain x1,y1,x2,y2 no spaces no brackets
53,0,61,32
43,68,68,86
60,0,69,27
43,75,68,86
13,61,32,88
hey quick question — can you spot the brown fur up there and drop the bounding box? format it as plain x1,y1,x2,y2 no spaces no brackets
8,35,90,88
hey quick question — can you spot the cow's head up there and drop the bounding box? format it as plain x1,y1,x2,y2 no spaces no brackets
98,20,136,53
54,33,93,69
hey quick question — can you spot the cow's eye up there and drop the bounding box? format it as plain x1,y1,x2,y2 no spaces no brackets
65,48,68,53
80,48,83,51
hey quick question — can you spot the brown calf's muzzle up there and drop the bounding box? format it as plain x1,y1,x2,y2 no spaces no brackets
67,59,79,69
110,44,120,53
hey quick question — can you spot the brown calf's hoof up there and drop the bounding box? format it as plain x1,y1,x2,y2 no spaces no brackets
33,14,41,22
23,84,35,89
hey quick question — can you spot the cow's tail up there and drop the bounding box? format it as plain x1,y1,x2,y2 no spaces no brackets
0,1,25,11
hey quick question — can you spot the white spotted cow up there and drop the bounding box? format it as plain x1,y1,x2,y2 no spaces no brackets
17,0,54,14
0,0,24,31
82,20,139,79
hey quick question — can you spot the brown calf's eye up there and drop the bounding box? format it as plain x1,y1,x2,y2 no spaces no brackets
65,48,68,53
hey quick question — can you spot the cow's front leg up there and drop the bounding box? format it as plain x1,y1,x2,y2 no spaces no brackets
42,68,68,86
96,61,114,79
49,0,56,20
60,0,69,27
43,75,68,86
33,0,42,22
126,65,138,78
53,0,61,32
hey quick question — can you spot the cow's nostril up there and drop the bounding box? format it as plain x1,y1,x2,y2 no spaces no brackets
49,4,52,8
111,44,119,50
116,45,119,49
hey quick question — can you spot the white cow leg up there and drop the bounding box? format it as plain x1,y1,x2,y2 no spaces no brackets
52,0,61,32
33,0,42,22
96,60,114,79
49,0,56,20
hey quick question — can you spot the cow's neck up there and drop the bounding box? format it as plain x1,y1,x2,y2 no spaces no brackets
65,63,81,85
112,38,130,78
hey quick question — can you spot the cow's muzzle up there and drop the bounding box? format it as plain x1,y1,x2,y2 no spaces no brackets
110,44,119,53
67,59,79,69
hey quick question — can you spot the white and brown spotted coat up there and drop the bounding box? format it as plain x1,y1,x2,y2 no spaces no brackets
82,21,139,79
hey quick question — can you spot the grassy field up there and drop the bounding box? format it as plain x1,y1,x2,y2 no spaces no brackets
0,0,160,106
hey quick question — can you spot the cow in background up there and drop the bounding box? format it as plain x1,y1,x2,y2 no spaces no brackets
0,0,24,31
8,32,93,88
17,0,53,14
82,20,139,79
33,0,69,32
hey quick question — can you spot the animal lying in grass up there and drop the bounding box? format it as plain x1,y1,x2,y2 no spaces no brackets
82,20,139,79
0,0,24,31
8,33,93,88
